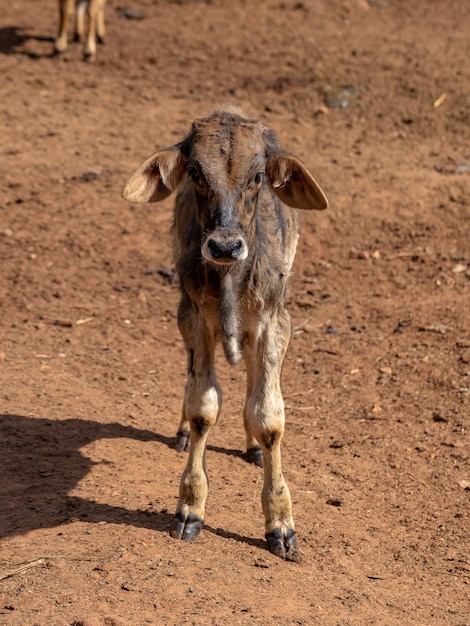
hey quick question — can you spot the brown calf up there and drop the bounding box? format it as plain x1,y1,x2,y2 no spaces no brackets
122,107,328,561
55,0,106,61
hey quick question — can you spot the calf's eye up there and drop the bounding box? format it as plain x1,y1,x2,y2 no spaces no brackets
253,171,264,185
188,167,201,184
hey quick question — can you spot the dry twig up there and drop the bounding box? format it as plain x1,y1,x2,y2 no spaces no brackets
0,559,45,581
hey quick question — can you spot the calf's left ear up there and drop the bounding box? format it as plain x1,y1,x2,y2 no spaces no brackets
122,146,187,203
266,154,328,211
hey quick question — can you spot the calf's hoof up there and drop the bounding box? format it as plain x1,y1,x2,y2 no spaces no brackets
266,528,302,562
245,445,264,467
170,511,204,541
175,429,190,452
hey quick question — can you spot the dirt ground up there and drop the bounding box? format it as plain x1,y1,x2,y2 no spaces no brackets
0,1,469,624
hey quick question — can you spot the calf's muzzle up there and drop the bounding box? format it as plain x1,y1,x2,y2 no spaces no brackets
202,230,248,265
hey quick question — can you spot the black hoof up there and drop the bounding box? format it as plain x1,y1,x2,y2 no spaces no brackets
266,528,302,562
170,511,204,541
175,429,190,452
245,445,264,467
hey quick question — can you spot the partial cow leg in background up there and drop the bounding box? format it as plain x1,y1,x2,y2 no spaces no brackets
84,0,100,60
74,0,86,42
55,0,106,60
55,0,74,53
243,309,301,561
96,0,106,44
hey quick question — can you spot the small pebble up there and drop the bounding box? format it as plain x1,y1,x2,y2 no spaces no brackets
455,163,470,174
461,350,470,364
326,498,342,507
118,9,146,20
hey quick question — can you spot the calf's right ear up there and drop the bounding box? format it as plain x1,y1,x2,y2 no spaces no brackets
122,147,187,203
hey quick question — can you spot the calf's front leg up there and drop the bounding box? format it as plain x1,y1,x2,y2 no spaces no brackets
244,310,301,562
170,301,221,541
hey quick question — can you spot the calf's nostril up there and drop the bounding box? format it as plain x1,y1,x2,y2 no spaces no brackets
207,239,224,258
227,239,242,255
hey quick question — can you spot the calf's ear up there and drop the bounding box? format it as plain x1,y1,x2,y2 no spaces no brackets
122,147,187,203
266,154,328,211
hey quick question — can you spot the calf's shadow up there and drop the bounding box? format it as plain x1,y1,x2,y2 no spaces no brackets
0,414,174,539
0,413,263,550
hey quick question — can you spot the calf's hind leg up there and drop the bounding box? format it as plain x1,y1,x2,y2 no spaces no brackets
244,310,301,561
174,409,190,453
170,300,221,541
243,404,264,467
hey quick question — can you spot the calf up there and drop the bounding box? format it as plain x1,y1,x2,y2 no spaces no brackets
122,107,328,561
55,0,106,61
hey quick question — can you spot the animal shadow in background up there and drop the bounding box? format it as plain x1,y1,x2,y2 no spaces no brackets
0,27,55,58
123,106,328,561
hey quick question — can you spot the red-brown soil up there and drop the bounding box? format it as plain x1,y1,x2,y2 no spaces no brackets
1,1,469,624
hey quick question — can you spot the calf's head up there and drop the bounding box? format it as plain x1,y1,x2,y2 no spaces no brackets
123,109,328,266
